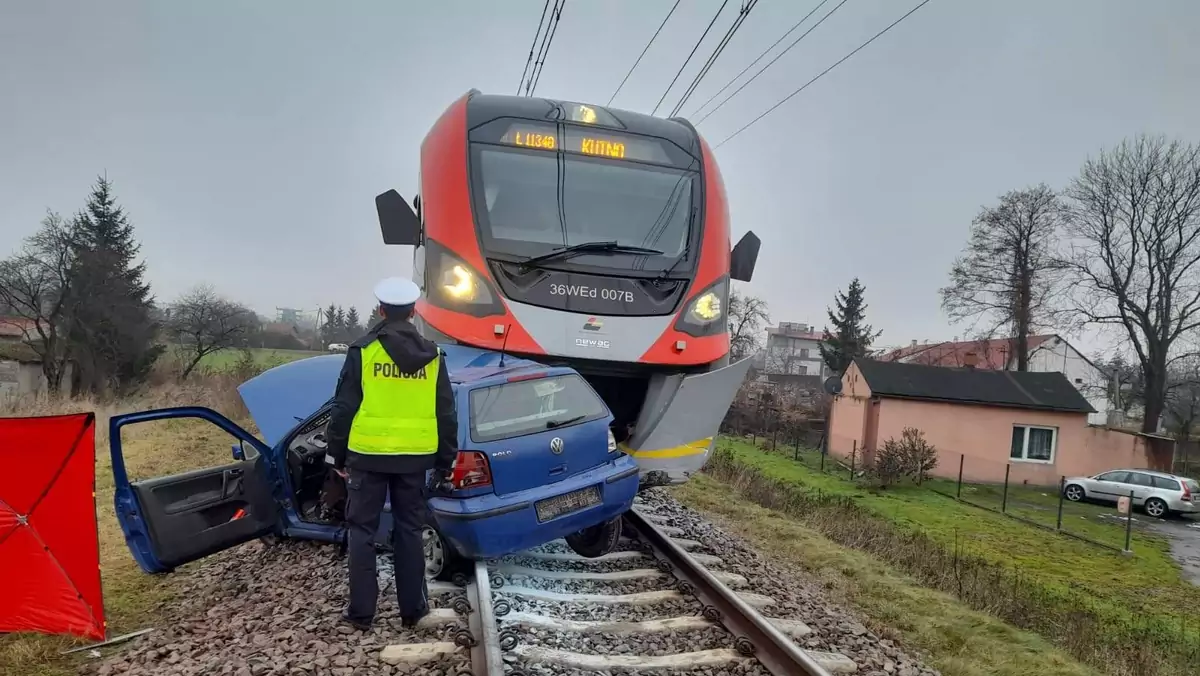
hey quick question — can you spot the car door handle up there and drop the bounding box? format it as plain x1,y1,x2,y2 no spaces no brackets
548,464,567,476
222,468,245,497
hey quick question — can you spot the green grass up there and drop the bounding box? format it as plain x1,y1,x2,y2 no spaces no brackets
713,438,1200,674
734,439,1183,599
672,475,1098,676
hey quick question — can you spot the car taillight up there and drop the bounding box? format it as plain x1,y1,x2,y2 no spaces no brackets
1183,482,1192,502
450,451,492,489
607,428,618,453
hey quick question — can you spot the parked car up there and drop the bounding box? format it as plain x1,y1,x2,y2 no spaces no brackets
1063,469,1200,517
326,343,349,352
110,345,639,580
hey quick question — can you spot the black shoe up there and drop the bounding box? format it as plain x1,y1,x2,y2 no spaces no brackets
400,608,430,629
340,611,372,632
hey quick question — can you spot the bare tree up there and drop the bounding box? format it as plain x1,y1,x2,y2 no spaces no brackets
728,288,769,361
940,185,1064,371
1166,356,1200,440
1061,135,1200,434
167,285,257,379
0,212,78,392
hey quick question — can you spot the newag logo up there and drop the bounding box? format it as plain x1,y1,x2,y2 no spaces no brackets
373,362,428,380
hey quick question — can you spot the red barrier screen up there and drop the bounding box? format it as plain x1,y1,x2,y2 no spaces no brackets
0,412,105,640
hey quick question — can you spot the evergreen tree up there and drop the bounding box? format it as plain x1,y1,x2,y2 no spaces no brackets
367,306,382,328
66,176,162,393
320,303,337,344
345,306,362,339
334,306,347,341
819,278,881,375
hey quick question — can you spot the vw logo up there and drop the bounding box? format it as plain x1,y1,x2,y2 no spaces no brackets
550,437,564,454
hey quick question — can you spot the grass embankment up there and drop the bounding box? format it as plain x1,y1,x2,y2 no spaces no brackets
672,475,1095,676
0,376,255,676
695,439,1200,676
167,346,325,372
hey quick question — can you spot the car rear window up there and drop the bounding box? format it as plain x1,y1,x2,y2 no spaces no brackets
1152,476,1181,490
469,374,608,442
1187,479,1200,493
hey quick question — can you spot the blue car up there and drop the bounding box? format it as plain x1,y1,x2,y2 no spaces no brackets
110,345,640,579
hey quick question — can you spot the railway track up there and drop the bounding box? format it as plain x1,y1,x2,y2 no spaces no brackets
380,496,859,675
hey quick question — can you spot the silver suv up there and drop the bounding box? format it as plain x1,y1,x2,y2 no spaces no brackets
1063,469,1200,518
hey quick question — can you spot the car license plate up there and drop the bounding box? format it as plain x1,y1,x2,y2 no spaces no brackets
535,486,601,523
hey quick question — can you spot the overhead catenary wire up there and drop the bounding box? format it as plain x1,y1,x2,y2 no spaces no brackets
526,0,567,97
688,0,833,119
695,0,852,125
608,0,682,107
714,0,934,149
517,0,553,95
650,0,731,117
669,0,759,117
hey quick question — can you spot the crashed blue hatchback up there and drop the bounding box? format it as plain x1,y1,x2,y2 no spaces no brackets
110,345,639,580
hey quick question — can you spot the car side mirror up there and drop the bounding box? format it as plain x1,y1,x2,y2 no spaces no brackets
232,443,245,461
730,231,760,282
376,189,422,246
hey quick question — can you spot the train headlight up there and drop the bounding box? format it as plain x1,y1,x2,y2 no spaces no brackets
689,291,722,323
673,276,730,338
440,264,479,302
425,240,505,318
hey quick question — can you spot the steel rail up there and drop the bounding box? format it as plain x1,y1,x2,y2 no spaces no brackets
625,509,833,676
467,560,506,676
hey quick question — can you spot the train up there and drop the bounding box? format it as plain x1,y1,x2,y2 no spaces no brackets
375,90,760,487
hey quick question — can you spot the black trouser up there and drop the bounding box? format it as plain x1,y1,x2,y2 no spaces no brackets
344,468,428,623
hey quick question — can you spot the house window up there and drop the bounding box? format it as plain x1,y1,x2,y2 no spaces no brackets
1010,425,1056,463
788,362,807,375
799,348,810,359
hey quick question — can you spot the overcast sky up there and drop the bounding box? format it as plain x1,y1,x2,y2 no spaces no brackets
2,0,1197,354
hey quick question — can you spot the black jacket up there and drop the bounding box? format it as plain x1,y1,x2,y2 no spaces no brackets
325,318,458,474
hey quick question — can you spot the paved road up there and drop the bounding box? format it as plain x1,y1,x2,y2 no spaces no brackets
1144,514,1200,585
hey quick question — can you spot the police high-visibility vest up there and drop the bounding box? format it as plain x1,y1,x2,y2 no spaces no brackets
347,340,440,456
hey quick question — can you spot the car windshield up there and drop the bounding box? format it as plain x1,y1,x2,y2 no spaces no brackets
469,373,607,442
474,147,694,265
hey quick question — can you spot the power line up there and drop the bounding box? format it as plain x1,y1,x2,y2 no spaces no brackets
669,0,759,117
526,0,567,97
608,0,682,107
651,0,731,117
714,0,934,149
688,0,832,119
517,0,553,95
696,0,851,125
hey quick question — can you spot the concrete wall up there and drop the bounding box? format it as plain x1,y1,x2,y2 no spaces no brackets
828,363,871,460
0,360,70,401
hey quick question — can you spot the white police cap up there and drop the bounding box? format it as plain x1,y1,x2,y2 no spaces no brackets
373,277,421,306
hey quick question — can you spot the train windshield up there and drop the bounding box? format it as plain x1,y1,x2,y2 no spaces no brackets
472,147,696,270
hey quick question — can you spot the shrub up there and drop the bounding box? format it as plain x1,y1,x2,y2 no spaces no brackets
872,427,939,487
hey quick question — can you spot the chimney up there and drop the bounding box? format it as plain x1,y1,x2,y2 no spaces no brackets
910,339,917,348
963,351,979,368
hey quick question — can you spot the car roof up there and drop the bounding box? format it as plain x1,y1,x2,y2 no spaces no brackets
1109,469,1189,480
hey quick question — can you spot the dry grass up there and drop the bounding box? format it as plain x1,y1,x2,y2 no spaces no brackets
0,372,256,676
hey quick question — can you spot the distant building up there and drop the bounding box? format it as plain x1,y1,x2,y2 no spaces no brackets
878,334,1111,426
753,322,833,388
0,316,73,399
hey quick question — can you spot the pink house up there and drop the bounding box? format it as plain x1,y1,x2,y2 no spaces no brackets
829,359,1169,486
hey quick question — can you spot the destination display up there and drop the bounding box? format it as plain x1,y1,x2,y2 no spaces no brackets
500,123,671,164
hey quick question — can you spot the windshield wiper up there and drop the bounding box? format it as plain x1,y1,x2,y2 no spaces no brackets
546,414,586,429
653,207,697,285
521,241,664,270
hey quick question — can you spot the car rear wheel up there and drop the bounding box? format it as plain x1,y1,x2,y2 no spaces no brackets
423,525,470,582
565,515,623,558
1064,484,1085,502
1144,497,1169,518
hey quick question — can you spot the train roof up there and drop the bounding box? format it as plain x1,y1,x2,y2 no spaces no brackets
464,91,701,154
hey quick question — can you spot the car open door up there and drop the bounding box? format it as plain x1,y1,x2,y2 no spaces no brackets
110,406,280,574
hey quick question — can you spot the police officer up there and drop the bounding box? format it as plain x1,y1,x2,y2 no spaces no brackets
325,277,458,631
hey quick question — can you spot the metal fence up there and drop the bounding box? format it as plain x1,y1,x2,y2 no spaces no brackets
725,422,1147,554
